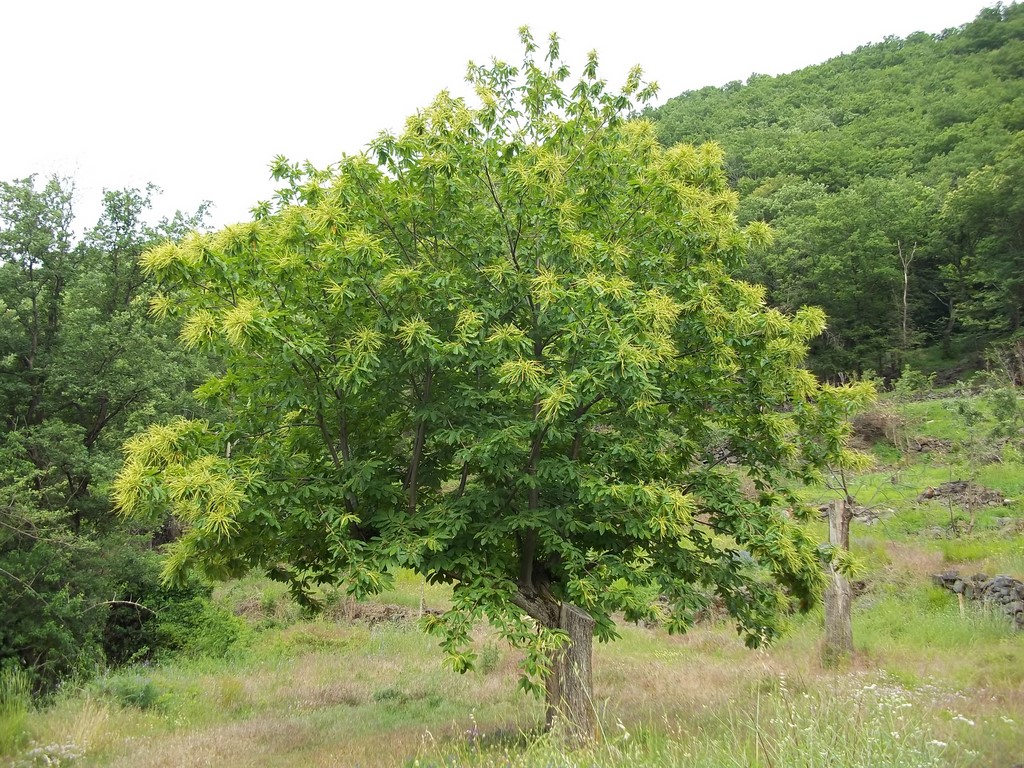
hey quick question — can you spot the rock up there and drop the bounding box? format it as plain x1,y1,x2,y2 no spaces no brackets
917,481,1007,507
932,570,1024,630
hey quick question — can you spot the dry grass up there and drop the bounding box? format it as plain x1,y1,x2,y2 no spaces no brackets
12,544,1022,767
113,717,312,768
55,619,535,768
9,598,1022,768
882,541,946,578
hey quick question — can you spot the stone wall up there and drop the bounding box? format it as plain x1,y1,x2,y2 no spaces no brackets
932,571,1024,629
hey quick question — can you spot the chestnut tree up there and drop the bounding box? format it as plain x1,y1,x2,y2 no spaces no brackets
114,31,867,741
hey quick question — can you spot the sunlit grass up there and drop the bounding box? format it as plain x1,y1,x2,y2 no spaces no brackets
13,568,1023,768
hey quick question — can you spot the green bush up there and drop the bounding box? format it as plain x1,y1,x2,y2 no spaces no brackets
93,672,164,710
102,560,250,666
100,545,187,666
154,596,250,660
0,534,108,691
893,365,936,401
1,526,232,690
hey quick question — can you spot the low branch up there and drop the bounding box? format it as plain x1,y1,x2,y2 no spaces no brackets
83,599,158,615
510,587,559,627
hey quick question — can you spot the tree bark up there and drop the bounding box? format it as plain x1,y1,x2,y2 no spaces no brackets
823,498,853,666
544,602,596,745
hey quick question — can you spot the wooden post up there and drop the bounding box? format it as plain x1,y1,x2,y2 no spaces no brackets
823,498,854,666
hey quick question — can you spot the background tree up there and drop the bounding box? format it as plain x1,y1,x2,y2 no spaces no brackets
740,176,936,375
116,32,868,740
0,177,211,687
938,132,1024,334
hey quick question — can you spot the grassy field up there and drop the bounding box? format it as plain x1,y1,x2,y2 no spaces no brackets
4,391,1023,767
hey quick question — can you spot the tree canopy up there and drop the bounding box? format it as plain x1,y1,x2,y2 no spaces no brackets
114,30,867,735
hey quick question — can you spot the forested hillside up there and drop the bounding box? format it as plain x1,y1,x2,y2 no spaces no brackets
651,2,1024,378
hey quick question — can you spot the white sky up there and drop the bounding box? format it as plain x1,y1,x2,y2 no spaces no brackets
1,0,992,234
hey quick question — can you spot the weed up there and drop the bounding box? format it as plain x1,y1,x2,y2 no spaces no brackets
0,666,32,754
216,677,250,714
92,673,165,711
372,687,408,705
477,643,501,676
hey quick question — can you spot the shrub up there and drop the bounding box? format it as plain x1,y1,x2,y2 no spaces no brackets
93,673,164,710
851,406,906,448
893,365,936,401
103,561,249,665
1,534,108,691
153,597,250,660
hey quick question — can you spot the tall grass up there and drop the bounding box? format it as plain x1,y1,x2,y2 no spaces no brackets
0,666,32,754
412,673,971,767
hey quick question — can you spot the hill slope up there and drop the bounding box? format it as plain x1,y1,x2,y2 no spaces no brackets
651,3,1024,377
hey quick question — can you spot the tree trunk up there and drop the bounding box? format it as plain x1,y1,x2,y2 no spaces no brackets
544,602,596,745
823,498,853,666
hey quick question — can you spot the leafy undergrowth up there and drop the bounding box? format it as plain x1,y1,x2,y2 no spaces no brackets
6,389,1024,767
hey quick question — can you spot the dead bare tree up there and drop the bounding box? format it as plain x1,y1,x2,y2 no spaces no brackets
898,240,918,352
